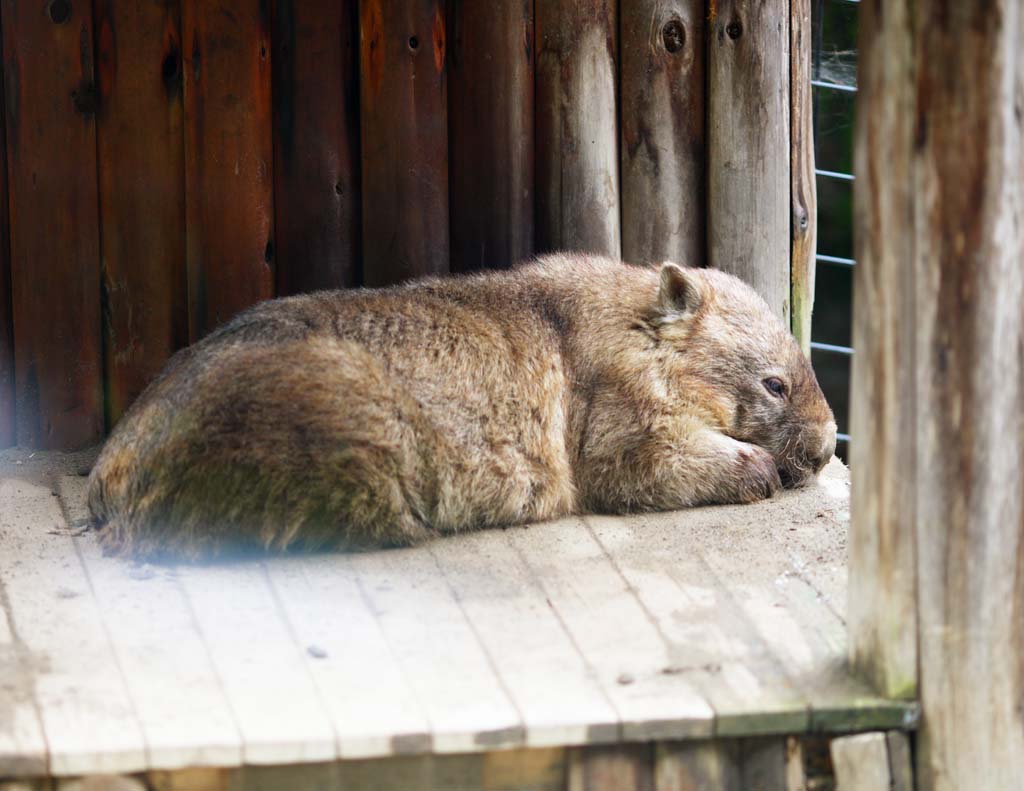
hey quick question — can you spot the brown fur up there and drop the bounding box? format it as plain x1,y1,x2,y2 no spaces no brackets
88,255,837,558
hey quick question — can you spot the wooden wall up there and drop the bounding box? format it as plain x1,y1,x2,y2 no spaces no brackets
0,0,811,450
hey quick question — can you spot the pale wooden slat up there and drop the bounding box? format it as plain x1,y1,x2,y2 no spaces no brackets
885,731,913,791
0,478,147,775
584,514,809,736
506,518,714,741
0,592,48,776
789,0,816,354
830,732,891,791
847,0,918,701
263,554,432,759
348,546,524,753
176,562,337,765
56,477,242,771
427,530,620,748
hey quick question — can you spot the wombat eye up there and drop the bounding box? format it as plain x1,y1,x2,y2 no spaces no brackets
763,377,786,397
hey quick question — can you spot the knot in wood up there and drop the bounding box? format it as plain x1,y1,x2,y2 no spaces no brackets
661,20,685,54
46,0,71,24
70,82,98,117
726,20,743,40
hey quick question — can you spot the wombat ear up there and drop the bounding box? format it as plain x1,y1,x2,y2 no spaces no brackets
658,262,703,320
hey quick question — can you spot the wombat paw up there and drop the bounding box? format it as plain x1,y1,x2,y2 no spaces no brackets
733,444,782,503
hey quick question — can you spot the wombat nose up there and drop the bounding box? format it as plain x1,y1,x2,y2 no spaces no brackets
812,425,838,472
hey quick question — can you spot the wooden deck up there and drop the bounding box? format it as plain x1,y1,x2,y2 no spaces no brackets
0,450,915,787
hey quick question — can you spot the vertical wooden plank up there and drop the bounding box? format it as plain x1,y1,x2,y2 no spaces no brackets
655,741,741,791
738,738,787,791
847,0,918,701
272,0,360,294
0,12,12,450
359,0,448,286
885,731,913,791
619,0,704,266
95,0,188,425
482,748,566,791
535,0,619,257
2,0,103,449
448,0,534,272
567,744,653,791
183,0,274,340
829,732,891,791
707,0,790,320
789,0,816,353
909,3,1024,789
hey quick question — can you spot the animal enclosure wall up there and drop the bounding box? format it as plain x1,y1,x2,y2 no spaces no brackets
0,0,814,450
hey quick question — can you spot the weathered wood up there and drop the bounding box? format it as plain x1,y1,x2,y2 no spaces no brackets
707,0,790,320
0,597,47,776
481,748,565,791
0,27,12,450
789,0,816,353
148,768,228,791
654,741,740,791
359,0,448,286
2,0,103,448
847,0,918,702
619,0,704,266
885,731,913,791
94,0,188,426
907,3,1024,788
535,0,619,257
738,738,787,791
183,0,274,339
0,478,146,775
55,777,145,791
448,0,534,272
830,732,891,791
272,0,360,294
567,744,653,791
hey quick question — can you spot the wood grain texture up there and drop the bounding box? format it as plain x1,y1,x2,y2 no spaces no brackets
2,0,103,449
908,3,1024,789
272,0,360,294
788,0,815,353
183,0,274,340
885,731,913,791
567,744,653,791
829,732,891,791
448,0,534,272
359,0,449,286
619,0,704,266
0,26,11,450
655,741,741,791
847,0,918,702
95,0,188,426
535,0,619,257
707,0,790,320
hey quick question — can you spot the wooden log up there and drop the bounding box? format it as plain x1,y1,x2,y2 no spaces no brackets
447,0,534,272
788,0,816,353
359,0,448,286
0,23,12,450
2,0,104,449
567,744,653,791
535,0,619,257
829,732,891,791
907,3,1024,788
619,0,704,266
707,0,790,320
183,0,274,340
847,0,918,701
272,0,360,294
94,0,188,426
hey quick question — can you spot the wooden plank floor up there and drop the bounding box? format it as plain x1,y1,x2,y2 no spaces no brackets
0,450,916,779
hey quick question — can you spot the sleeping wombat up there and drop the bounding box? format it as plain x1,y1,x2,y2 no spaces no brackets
88,254,837,557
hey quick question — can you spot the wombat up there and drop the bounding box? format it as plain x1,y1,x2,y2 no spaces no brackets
88,254,837,558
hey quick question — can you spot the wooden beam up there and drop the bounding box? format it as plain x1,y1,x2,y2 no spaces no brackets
94,0,188,426
448,0,534,272
830,732,891,791
847,0,918,701
535,0,620,258
2,0,104,449
619,0,704,267
359,0,449,286
789,0,815,353
707,0,790,320
272,0,360,294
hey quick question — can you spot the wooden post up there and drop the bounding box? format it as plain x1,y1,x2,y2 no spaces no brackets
183,0,275,340
2,0,104,449
788,0,815,354
853,1,1024,788
272,0,361,294
535,0,620,258
847,0,917,701
447,0,534,272
0,17,12,450
94,0,188,426
707,0,790,321
359,0,449,287
619,0,704,267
